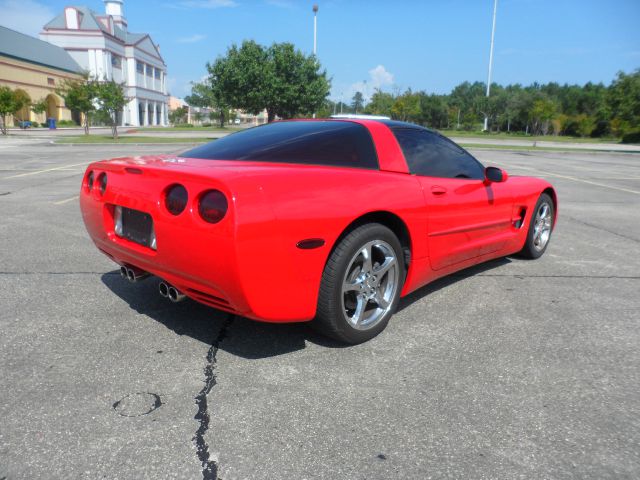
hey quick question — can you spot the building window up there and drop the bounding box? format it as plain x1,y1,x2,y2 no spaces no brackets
146,65,153,77
154,68,161,79
136,61,144,74
47,77,55,85
111,55,122,69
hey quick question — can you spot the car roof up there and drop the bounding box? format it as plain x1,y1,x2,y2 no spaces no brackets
277,117,438,134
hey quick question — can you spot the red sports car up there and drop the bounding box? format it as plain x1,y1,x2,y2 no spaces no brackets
80,119,556,344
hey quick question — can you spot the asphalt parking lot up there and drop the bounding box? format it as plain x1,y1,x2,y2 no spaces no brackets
0,137,639,479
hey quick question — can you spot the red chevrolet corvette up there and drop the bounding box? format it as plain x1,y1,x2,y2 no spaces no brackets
80,119,556,343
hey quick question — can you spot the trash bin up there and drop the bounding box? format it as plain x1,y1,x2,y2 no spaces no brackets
47,118,56,129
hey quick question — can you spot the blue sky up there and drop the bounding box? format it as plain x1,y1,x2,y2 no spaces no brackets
2,0,639,102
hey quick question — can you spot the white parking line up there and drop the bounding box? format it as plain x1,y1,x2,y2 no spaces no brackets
4,162,89,179
509,164,640,195
53,195,79,205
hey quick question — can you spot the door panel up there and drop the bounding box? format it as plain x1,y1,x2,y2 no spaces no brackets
387,126,514,271
419,177,513,270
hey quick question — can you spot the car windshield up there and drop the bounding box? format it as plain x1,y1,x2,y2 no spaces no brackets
181,121,379,169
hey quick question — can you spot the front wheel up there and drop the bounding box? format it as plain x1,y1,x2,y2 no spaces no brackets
314,223,405,344
520,193,554,259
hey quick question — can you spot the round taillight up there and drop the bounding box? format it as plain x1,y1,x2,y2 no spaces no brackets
165,184,188,215
98,172,107,195
198,190,228,224
86,170,94,191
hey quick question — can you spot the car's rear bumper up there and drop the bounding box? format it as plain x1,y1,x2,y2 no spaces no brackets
79,160,324,323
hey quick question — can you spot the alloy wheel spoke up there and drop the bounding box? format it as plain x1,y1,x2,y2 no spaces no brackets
373,255,396,277
374,292,390,309
361,244,373,274
540,203,549,219
343,280,361,293
351,295,367,326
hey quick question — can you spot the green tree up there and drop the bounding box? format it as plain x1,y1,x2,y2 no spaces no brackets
31,99,48,118
95,80,128,139
57,74,97,135
351,91,364,113
391,90,420,122
0,87,29,134
574,113,596,138
419,93,450,128
205,40,330,122
169,106,188,125
529,98,558,135
13,90,31,122
608,69,640,136
266,42,330,120
186,80,230,128
365,89,394,117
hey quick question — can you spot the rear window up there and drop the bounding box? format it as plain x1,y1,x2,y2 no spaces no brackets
182,121,378,169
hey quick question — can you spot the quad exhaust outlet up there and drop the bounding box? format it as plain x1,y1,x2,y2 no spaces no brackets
120,265,150,283
158,281,186,303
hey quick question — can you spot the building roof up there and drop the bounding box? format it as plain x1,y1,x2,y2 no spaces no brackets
0,25,82,74
43,6,160,52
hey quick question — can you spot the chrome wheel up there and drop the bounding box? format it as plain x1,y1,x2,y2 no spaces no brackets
341,240,399,330
533,202,552,251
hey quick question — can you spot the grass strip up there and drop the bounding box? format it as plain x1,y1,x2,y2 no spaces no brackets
56,136,211,144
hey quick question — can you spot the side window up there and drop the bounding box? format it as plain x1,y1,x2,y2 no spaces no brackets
392,128,485,179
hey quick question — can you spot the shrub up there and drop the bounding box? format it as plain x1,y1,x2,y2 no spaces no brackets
174,123,194,128
621,131,640,144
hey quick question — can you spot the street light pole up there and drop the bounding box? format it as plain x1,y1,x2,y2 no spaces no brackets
313,4,318,118
484,0,498,132
313,4,318,56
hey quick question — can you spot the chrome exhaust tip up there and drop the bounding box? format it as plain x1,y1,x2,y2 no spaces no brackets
158,281,169,298
124,266,150,283
168,286,186,303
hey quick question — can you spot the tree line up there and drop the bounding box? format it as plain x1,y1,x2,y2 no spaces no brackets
0,75,127,138
184,40,637,142
325,69,639,141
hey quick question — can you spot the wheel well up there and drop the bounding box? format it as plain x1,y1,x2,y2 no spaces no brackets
332,211,412,270
542,187,558,224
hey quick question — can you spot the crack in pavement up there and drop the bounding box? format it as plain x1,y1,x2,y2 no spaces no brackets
563,214,640,244
193,313,235,480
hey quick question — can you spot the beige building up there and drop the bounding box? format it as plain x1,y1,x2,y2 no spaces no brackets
0,25,83,126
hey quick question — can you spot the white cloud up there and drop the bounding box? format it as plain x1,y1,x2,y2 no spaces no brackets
345,64,395,102
0,0,55,36
368,65,394,89
176,0,237,8
177,34,207,44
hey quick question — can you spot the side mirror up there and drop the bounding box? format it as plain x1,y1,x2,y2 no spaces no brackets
485,166,508,183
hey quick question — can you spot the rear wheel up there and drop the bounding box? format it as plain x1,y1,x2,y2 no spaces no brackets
314,223,405,344
520,193,554,259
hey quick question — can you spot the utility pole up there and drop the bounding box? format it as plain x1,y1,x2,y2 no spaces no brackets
484,0,498,132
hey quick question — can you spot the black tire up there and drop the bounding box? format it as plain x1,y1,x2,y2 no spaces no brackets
314,223,405,344
520,193,555,259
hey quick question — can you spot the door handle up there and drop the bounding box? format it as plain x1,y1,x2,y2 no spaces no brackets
431,185,447,195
